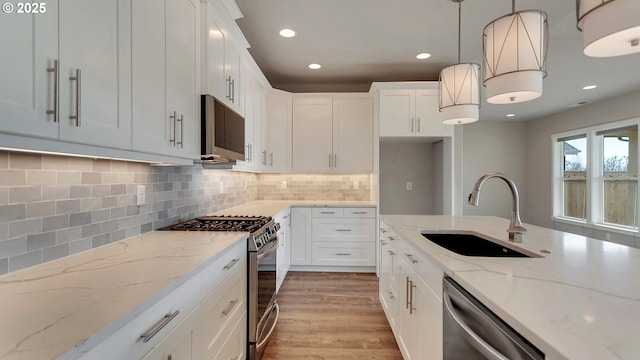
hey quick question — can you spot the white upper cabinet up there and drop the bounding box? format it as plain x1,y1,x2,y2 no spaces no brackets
132,0,200,159
1,0,132,148
58,0,132,148
0,0,59,139
292,95,373,173
201,1,245,115
262,89,292,172
379,84,452,138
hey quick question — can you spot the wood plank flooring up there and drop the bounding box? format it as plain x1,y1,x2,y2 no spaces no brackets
261,272,403,360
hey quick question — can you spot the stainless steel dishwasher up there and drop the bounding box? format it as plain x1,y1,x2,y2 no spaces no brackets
443,277,545,360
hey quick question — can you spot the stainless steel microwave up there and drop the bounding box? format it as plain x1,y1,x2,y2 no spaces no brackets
201,95,245,163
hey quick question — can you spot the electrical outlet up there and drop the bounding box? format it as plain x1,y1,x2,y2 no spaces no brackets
406,182,413,191
219,182,224,194
281,180,287,189
136,185,145,206
353,181,359,190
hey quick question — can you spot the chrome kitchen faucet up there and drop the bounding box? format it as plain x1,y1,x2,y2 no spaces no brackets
468,172,526,242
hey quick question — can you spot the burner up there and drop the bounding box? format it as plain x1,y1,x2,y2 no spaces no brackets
160,215,273,233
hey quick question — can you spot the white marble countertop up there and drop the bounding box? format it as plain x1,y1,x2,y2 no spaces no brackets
380,215,640,360
0,200,376,360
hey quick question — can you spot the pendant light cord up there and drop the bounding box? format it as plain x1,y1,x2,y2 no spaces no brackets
457,1,461,64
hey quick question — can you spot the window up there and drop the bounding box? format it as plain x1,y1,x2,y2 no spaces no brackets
553,120,639,233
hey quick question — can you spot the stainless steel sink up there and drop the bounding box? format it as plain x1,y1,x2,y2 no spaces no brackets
421,231,541,258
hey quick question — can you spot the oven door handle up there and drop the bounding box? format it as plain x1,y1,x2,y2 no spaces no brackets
257,237,279,260
256,302,280,350
443,290,510,360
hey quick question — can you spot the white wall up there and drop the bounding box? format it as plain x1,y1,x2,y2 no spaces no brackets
524,89,640,232
461,121,527,220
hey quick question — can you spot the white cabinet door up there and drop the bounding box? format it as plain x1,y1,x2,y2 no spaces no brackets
58,0,131,148
379,89,414,137
224,42,242,114
142,307,201,360
0,1,59,139
290,207,312,265
292,98,333,172
166,0,199,158
202,3,226,102
263,90,291,172
132,0,198,158
415,89,452,137
333,98,373,172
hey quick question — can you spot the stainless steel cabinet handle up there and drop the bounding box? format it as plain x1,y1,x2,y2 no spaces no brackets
249,143,253,161
352,211,367,214
405,276,410,309
262,150,267,165
226,76,232,100
69,69,81,126
329,153,332,168
138,310,180,343
334,154,337,168
177,114,184,148
246,144,250,160
336,253,351,256
221,298,238,316
320,211,335,214
409,280,416,314
169,111,177,145
336,229,351,232
223,258,240,270
231,78,235,103
270,152,274,166
405,253,418,264
410,118,414,132
46,59,59,122
417,117,421,132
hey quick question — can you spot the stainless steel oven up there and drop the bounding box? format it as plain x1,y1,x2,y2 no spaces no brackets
443,277,544,360
248,226,280,360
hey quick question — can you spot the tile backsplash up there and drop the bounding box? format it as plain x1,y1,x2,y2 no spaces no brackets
257,173,372,201
0,151,257,274
0,151,374,274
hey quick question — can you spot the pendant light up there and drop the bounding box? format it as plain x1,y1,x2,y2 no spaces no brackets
577,0,640,57
482,1,548,104
439,0,480,125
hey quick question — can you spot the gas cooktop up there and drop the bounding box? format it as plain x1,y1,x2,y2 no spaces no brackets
160,215,273,233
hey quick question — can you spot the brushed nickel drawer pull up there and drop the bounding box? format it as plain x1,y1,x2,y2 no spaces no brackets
270,152,274,166
169,111,177,145
336,229,351,232
352,211,368,214
139,310,180,343
405,253,418,264
46,59,59,122
177,114,184,148
320,211,335,214
409,280,416,314
221,299,238,316
336,253,351,256
223,258,240,270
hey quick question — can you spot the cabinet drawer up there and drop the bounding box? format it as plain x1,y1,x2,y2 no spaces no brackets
343,207,375,218
311,242,375,266
398,240,443,299
213,312,247,360
201,260,247,359
201,238,246,297
312,207,344,217
312,218,375,242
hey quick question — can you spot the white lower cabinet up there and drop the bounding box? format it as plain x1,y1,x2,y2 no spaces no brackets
275,208,291,292
290,207,376,269
142,307,201,360
380,221,442,360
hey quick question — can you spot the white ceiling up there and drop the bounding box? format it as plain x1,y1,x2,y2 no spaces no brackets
234,0,640,122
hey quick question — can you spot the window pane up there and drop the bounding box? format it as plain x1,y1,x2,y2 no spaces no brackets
562,138,587,219
602,130,638,228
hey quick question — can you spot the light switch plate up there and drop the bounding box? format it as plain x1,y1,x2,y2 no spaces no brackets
136,185,145,206
406,182,413,191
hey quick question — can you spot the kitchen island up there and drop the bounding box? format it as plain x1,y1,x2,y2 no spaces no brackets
381,215,640,360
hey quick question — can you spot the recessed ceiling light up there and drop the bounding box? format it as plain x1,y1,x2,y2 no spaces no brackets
308,63,321,70
583,85,597,90
506,113,516,117
279,29,296,38
416,52,431,60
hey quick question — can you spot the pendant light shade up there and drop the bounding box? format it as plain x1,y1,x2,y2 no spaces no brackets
439,63,480,124
578,0,640,57
439,0,480,125
483,8,548,104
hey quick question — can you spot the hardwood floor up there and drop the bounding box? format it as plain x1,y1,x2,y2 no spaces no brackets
261,272,403,360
